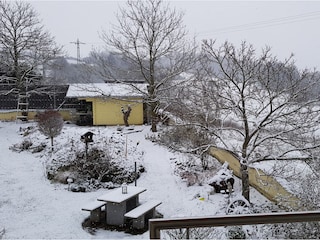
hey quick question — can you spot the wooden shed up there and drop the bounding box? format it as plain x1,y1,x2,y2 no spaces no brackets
66,83,146,126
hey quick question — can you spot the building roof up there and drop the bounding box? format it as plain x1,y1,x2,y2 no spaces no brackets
66,83,147,98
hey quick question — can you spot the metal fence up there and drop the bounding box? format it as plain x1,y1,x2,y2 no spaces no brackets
149,211,320,239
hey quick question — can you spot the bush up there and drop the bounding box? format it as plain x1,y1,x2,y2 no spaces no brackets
269,222,320,239
51,147,141,190
9,139,33,152
157,125,217,170
158,125,212,151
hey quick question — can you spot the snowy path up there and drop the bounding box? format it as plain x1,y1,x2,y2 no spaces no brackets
127,129,187,217
127,128,227,218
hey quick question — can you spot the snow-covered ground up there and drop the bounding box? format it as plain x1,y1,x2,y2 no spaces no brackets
0,121,270,239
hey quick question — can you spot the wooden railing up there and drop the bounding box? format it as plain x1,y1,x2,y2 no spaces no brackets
149,211,320,239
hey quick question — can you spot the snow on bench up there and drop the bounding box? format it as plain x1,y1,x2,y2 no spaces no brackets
124,200,162,219
124,200,162,229
81,200,106,223
81,200,106,211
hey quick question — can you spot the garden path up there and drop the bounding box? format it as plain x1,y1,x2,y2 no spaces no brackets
126,128,227,218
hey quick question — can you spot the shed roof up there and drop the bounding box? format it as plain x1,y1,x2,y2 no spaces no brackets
66,83,147,98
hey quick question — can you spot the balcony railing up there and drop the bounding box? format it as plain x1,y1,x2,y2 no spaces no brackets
149,211,320,239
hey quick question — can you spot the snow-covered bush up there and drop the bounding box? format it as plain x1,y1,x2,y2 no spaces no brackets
268,222,320,239
72,147,113,182
9,139,33,152
170,153,220,187
158,125,212,153
226,226,246,239
267,172,320,238
164,227,223,239
295,173,320,210
10,137,47,153
19,126,37,136
155,125,218,174
49,147,142,190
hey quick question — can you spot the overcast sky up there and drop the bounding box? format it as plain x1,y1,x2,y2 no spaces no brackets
28,0,320,70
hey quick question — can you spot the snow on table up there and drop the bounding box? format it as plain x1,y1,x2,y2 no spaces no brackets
97,186,146,203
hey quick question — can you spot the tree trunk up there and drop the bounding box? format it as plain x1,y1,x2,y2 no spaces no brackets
240,163,250,202
151,118,157,132
149,100,158,132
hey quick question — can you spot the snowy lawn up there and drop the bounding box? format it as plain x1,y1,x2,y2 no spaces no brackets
0,121,271,239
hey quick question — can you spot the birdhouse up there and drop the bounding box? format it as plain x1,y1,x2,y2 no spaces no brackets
80,131,94,143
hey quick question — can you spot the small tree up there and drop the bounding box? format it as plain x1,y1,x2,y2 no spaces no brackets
38,110,63,151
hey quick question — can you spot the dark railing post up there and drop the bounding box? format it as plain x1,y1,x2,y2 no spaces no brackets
186,227,190,239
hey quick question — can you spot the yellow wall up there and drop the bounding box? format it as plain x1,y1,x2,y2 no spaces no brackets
89,97,144,126
0,110,72,122
0,97,144,126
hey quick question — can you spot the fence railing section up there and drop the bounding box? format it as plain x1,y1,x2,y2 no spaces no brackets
149,211,320,239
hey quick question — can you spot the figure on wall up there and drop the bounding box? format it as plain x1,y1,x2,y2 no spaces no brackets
121,105,132,127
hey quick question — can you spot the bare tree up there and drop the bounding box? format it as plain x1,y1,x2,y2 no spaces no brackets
197,40,320,202
0,1,60,118
38,110,63,151
97,0,196,132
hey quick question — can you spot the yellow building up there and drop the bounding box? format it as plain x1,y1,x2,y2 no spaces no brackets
66,83,146,126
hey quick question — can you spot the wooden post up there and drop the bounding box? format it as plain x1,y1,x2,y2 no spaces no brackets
85,141,88,160
135,162,137,186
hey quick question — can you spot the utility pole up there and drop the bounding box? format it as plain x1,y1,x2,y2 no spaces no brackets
70,38,85,64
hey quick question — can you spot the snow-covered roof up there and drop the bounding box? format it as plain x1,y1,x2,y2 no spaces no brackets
66,83,147,98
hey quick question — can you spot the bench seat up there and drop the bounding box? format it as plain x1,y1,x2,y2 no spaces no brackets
82,200,106,211
124,200,161,229
82,200,106,222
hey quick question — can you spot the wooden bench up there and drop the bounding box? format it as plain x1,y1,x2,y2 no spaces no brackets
124,200,162,229
81,200,106,222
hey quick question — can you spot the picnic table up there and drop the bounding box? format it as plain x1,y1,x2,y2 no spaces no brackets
97,186,147,226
